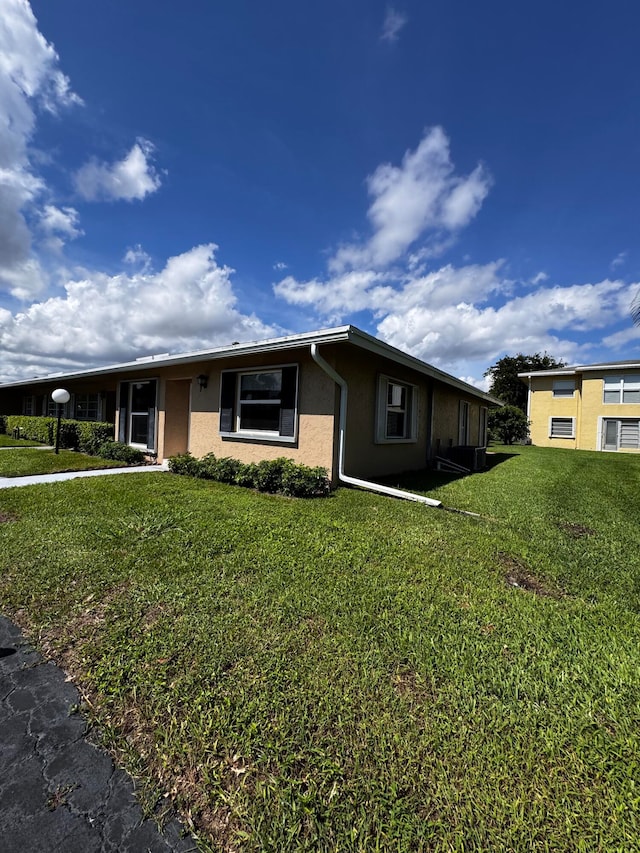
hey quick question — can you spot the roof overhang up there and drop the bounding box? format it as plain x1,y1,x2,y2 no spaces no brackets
0,324,501,405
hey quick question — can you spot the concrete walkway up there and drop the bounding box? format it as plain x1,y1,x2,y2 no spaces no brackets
0,464,166,489
0,615,197,852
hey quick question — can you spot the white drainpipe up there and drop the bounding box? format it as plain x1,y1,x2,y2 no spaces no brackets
310,344,442,508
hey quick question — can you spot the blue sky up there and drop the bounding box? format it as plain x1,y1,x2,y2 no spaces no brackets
2,0,640,386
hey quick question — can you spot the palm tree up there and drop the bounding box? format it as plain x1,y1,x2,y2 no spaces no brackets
633,288,640,326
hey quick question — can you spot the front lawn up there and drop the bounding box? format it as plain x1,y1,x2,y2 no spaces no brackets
0,448,126,477
0,446,638,851
0,434,44,447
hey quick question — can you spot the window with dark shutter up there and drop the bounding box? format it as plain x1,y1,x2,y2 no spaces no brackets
219,372,237,433
219,365,298,439
279,365,297,437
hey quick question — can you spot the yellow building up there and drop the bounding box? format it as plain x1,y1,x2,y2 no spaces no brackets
519,361,640,453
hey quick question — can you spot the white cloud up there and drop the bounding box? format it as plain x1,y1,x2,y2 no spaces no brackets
74,138,162,202
0,245,279,381
39,204,82,239
381,7,408,43
0,0,82,297
329,127,491,272
273,261,288,271
530,271,548,286
123,244,152,270
610,251,628,270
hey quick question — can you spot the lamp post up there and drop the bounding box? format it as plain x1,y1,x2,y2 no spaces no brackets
51,388,70,454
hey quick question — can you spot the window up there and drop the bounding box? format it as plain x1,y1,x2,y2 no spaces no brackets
604,375,640,404
602,419,640,451
458,400,470,445
118,380,157,450
22,395,35,416
549,417,575,438
375,376,417,442
220,366,298,440
47,396,72,418
553,379,575,397
478,407,488,447
620,420,640,448
74,394,101,421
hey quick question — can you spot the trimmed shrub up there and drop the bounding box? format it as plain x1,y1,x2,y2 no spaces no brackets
281,462,331,498
167,452,330,498
255,457,290,493
6,415,55,444
4,415,115,452
211,456,243,484
168,452,203,477
98,441,146,465
77,422,114,454
235,462,259,489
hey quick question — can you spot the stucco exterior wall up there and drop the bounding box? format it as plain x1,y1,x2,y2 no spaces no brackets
332,346,430,479
528,371,640,452
579,372,640,452
431,384,488,455
187,349,337,476
528,375,579,449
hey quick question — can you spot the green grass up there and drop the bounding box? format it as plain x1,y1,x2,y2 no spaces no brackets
0,434,44,447
0,445,639,851
0,448,126,477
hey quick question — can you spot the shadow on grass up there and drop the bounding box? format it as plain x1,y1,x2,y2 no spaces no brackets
378,451,518,495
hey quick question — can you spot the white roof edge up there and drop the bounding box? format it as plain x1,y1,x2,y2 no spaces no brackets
0,323,500,404
346,327,501,404
0,325,353,389
519,361,640,379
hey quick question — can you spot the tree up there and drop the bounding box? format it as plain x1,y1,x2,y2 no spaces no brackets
484,353,566,412
632,289,640,326
488,405,529,445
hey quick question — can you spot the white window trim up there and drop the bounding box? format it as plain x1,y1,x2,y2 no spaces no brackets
375,375,418,444
219,363,299,444
236,368,283,438
549,416,575,439
603,374,640,404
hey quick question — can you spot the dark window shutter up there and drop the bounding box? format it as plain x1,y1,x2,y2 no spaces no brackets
147,407,156,450
220,372,237,433
118,382,129,443
279,366,297,437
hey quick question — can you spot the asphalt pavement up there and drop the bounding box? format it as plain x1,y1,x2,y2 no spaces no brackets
0,615,197,852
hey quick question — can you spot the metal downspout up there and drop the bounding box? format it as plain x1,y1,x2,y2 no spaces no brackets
310,344,442,508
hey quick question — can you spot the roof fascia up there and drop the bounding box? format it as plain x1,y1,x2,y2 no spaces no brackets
346,327,502,405
0,326,353,390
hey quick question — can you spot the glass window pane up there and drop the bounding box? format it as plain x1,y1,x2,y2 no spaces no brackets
620,421,640,448
131,381,156,411
130,414,148,444
240,372,282,401
387,411,406,438
604,390,619,404
239,403,281,432
623,389,640,403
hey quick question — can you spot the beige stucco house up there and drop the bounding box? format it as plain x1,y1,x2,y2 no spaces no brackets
519,360,640,453
0,326,499,483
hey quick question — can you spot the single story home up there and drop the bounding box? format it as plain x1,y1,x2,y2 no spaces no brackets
0,325,500,484
519,359,640,453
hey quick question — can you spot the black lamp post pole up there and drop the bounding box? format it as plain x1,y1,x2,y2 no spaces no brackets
55,404,62,454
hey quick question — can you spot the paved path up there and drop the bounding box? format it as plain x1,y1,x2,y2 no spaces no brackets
0,465,166,489
0,616,197,852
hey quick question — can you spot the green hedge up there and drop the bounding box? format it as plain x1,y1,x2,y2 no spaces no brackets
168,453,330,498
97,441,146,464
5,416,114,452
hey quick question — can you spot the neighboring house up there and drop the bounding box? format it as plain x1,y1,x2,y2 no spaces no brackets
519,360,640,453
0,325,499,483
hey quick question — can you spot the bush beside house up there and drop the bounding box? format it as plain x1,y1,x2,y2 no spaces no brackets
3,415,115,453
169,452,331,498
